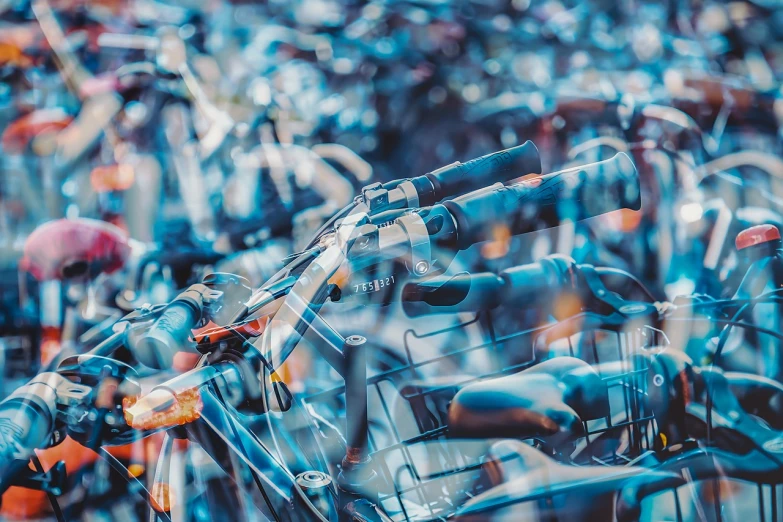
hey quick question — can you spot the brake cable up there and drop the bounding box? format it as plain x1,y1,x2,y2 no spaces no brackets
704,287,783,446
31,454,65,522
594,266,659,302
202,325,331,522
257,364,332,522
207,379,282,522
705,302,751,447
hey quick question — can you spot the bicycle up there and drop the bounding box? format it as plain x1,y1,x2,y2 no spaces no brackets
0,144,641,520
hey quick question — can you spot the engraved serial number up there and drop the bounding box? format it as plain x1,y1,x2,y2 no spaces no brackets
354,275,395,294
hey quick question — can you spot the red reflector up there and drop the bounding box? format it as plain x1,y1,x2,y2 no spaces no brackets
735,224,781,251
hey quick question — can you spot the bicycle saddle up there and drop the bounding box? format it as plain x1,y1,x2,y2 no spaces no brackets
20,218,131,281
1,109,73,153
456,439,646,520
725,372,783,430
448,357,609,441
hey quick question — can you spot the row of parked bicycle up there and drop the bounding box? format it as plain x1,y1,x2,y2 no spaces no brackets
1,0,783,521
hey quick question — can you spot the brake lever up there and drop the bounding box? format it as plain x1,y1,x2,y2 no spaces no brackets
570,265,660,324
55,355,142,447
8,461,67,496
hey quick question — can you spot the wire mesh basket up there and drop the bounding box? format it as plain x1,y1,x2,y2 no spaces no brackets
613,446,783,522
633,478,783,522
536,317,667,466
302,306,669,521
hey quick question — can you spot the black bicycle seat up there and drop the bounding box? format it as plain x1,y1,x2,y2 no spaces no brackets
457,439,646,520
448,357,609,441
726,371,783,430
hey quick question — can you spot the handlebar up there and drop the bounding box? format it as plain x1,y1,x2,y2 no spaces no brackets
262,152,643,368
402,255,578,316
361,141,541,213
420,141,542,206
129,284,220,369
0,374,59,495
305,142,542,254
441,152,641,250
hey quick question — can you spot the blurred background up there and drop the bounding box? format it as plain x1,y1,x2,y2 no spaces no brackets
0,0,781,519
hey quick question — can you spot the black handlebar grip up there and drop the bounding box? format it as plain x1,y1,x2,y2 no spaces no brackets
501,255,578,304
443,152,641,250
402,256,576,316
416,141,542,206
130,285,210,369
0,376,58,494
402,272,505,316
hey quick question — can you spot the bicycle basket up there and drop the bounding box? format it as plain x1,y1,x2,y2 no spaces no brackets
302,304,669,521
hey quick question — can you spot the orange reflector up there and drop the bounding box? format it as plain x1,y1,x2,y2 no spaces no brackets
90,164,135,192
599,209,643,233
123,388,203,430
481,225,511,260
127,464,145,478
150,482,173,513
0,43,31,67
40,339,61,367
193,316,268,345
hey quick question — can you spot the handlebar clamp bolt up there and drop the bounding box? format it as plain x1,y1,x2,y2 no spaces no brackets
346,335,366,346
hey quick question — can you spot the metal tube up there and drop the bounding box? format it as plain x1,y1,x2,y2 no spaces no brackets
342,335,368,463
